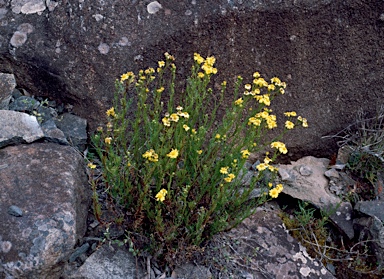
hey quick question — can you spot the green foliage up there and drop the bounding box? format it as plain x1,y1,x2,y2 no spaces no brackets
90,52,307,264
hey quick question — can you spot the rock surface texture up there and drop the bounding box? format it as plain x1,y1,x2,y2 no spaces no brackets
0,143,90,279
0,0,383,158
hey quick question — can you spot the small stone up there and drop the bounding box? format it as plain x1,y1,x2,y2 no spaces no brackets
98,43,110,54
8,205,23,217
299,165,312,176
69,243,90,262
10,31,27,47
324,168,339,179
147,1,162,14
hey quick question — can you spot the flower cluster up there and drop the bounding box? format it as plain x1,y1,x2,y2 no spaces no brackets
194,53,218,75
162,107,190,127
142,149,159,162
248,109,277,130
156,189,167,202
271,141,288,154
269,183,284,198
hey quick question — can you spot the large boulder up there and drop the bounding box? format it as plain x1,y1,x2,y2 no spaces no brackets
0,143,90,278
0,0,383,158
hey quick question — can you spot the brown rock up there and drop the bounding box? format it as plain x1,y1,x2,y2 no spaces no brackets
0,143,90,278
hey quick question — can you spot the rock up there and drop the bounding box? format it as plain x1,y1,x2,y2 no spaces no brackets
7,205,23,217
9,95,41,112
0,1,382,158
69,243,90,263
355,200,384,222
205,208,335,278
41,118,69,145
0,143,90,279
65,244,144,279
54,113,87,152
0,110,44,148
0,73,16,109
277,156,341,210
329,202,354,239
353,216,384,267
172,263,211,279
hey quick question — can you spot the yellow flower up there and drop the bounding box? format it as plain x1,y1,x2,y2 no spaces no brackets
104,137,112,144
284,111,297,117
106,107,116,117
162,117,171,126
87,163,96,169
205,56,216,66
279,88,285,94
194,53,205,64
241,149,250,159
158,61,165,67
276,184,284,193
164,52,175,61
144,67,155,75
269,187,280,198
120,71,135,82
271,141,288,154
178,111,190,118
264,156,272,164
169,113,179,122
268,165,279,172
224,173,235,183
157,87,165,93
234,98,244,106
97,126,103,132
270,77,282,85
215,134,221,139
155,189,167,202
268,182,273,188
220,167,229,174
167,149,179,159
222,80,227,86
198,72,205,78
267,84,275,91
285,121,295,129
244,84,252,90
253,78,268,87
256,163,269,171
197,150,203,155
183,124,190,131
253,72,260,78
176,106,183,111
142,149,159,162
248,117,261,126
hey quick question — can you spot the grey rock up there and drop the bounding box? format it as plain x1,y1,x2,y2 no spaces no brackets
69,243,90,263
324,168,340,179
329,202,354,239
9,95,40,112
278,156,341,210
37,105,58,122
0,73,16,110
0,143,90,279
65,244,144,279
0,110,44,148
41,118,69,145
54,113,87,152
7,205,23,217
172,263,211,279
355,200,384,223
299,165,313,176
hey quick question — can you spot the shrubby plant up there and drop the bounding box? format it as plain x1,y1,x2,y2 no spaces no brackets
90,52,308,264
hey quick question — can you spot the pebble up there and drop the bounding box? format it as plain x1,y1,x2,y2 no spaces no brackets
8,205,23,217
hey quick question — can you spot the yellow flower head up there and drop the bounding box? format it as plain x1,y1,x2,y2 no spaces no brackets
176,106,183,111
198,72,205,78
194,53,205,64
162,117,171,127
215,134,221,140
267,84,276,91
244,84,252,90
158,61,165,67
276,184,284,193
164,52,175,61
183,124,190,131
220,167,229,174
155,189,167,202
87,163,96,169
197,150,203,155
234,98,244,106
248,117,262,127
104,137,112,144
178,111,190,118
205,56,216,66
253,72,260,78
284,111,297,117
169,113,179,122
241,149,250,159
167,149,179,159
256,163,269,171
106,107,116,117
157,87,165,93
285,121,295,129
271,141,288,154
120,71,135,82
142,149,159,162
224,173,235,183
269,187,280,198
